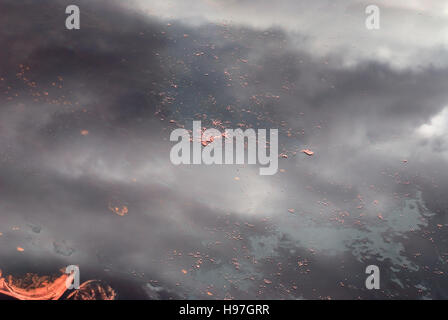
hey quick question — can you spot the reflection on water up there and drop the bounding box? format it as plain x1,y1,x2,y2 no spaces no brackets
1,0,448,300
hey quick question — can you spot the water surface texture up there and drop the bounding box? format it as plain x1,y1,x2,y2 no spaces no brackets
0,0,448,299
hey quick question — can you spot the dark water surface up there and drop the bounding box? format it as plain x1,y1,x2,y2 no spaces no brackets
1,0,448,299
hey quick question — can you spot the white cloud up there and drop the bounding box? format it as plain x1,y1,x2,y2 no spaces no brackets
125,0,448,69
417,107,448,138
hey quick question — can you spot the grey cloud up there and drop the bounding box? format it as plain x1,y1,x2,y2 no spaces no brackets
0,0,448,300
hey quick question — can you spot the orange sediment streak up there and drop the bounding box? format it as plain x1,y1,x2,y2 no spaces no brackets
0,273,74,300
301,149,314,156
